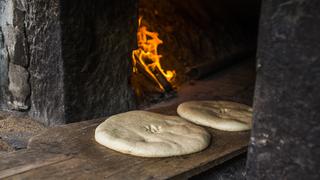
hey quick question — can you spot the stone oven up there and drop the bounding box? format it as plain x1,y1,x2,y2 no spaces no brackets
0,0,260,125
0,0,319,179
0,0,138,125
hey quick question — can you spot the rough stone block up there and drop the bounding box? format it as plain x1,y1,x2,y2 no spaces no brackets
8,63,30,110
0,0,30,111
246,0,320,179
0,0,138,125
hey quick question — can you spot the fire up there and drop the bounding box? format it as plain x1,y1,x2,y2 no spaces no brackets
132,17,176,91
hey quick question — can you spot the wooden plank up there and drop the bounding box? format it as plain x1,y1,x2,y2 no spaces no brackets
0,60,254,179
0,118,249,179
0,152,71,179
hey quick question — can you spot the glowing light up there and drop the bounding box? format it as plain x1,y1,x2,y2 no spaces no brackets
132,17,175,91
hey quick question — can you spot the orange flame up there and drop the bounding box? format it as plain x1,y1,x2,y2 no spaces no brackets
132,17,175,91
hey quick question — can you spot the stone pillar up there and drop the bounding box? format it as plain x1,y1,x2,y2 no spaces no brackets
0,0,138,125
0,2,8,110
0,0,30,111
246,0,320,179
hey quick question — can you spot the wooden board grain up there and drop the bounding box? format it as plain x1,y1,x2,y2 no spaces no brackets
0,60,254,179
0,117,249,179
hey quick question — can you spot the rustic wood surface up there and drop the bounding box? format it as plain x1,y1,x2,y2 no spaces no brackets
0,119,249,180
0,60,255,179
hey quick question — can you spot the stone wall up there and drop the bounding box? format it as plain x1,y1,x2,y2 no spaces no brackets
0,1,8,110
0,0,30,111
246,0,320,179
0,0,138,125
25,0,65,125
60,0,137,122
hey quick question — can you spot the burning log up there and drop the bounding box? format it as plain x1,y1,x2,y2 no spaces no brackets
131,17,175,94
133,56,159,87
153,66,173,92
133,54,173,93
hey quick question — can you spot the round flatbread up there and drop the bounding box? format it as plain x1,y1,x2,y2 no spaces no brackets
177,101,253,131
95,110,211,157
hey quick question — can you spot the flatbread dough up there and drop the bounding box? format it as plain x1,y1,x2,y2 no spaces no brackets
95,110,211,157
177,101,252,131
